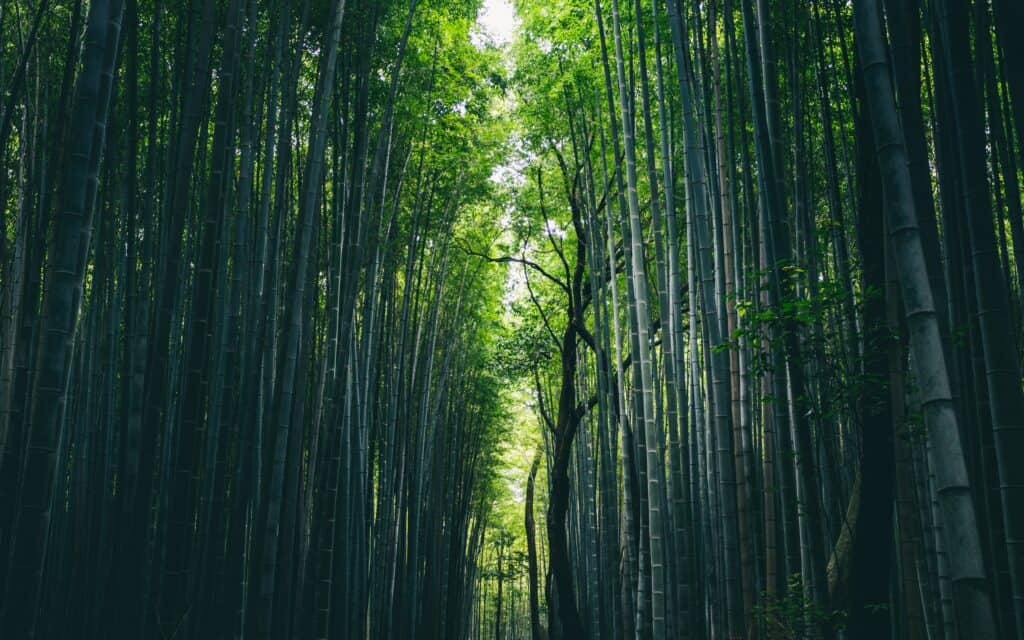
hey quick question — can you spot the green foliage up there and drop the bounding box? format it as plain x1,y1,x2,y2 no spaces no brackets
753,576,846,640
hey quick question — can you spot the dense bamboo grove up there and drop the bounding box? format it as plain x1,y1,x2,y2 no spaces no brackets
0,0,1022,639
0,0,513,637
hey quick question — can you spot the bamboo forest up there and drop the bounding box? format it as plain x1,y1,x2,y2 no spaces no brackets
4,0,1024,637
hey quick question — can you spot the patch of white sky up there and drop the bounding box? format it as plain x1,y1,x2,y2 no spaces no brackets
477,0,523,187
472,0,519,48
490,138,530,187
